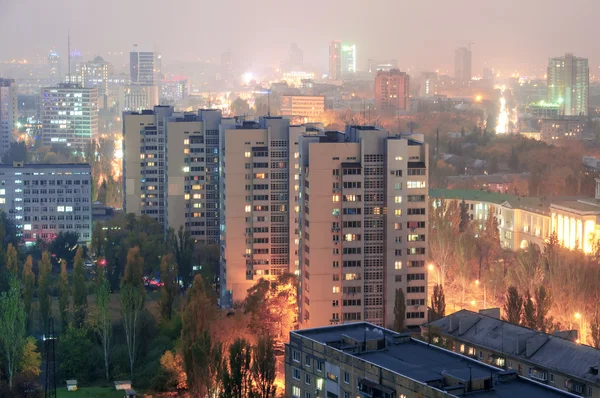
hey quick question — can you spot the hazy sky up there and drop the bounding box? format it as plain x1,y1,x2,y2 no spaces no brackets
1,0,598,75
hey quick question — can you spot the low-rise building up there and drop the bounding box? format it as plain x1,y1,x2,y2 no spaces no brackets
540,117,586,142
0,162,92,245
286,322,572,398
281,95,325,123
425,309,600,397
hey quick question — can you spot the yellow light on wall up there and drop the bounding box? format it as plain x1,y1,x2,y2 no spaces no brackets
584,220,595,254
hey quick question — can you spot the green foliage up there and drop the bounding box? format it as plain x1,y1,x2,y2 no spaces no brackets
504,286,523,325
22,256,35,332
58,259,70,331
431,284,446,321
72,247,88,328
252,334,277,398
169,226,195,290
17,337,41,377
49,231,82,266
0,276,26,388
94,277,112,381
523,291,536,329
159,253,178,321
393,288,406,332
2,142,29,164
38,251,52,333
222,338,253,398
6,243,18,277
184,330,225,397
58,328,102,383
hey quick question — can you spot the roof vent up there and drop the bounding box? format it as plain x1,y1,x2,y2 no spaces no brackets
590,366,599,375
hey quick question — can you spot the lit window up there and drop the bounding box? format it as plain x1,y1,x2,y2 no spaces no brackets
395,261,402,270
184,194,190,200
294,152,299,159
183,139,189,145
395,156,403,160
332,195,340,202
24,224,31,231
395,209,402,216
0,198,5,204
332,286,340,293
245,205,251,212
407,181,426,189
394,196,402,203
460,344,465,353
292,386,301,398
57,206,65,212
245,151,251,158
65,206,73,212
183,166,190,172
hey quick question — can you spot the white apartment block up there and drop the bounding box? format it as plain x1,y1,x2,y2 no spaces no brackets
219,117,319,305
0,79,17,156
122,106,223,241
0,162,92,245
281,95,325,123
41,83,99,150
298,126,429,329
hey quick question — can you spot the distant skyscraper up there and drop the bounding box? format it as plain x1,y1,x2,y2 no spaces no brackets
289,43,303,70
368,59,398,73
80,56,113,108
454,47,472,85
41,83,98,149
48,50,62,82
547,53,589,116
375,69,410,113
130,46,161,86
419,72,439,97
160,77,188,104
120,85,159,112
0,79,17,155
328,40,342,80
341,43,357,76
69,50,83,80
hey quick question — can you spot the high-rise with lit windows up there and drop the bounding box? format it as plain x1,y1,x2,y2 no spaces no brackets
0,78,18,156
328,40,342,80
547,53,589,116
375,69,410,113
41,83,99,149
298,126,429,329
80,56,113,108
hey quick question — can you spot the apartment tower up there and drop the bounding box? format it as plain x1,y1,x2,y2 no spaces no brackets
328,40,342,80
547,53,589,116
298,126,428,329
375,69,410,113
454,47,472,86
0,78,17,155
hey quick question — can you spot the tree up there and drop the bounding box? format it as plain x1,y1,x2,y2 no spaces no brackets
509,146,520,172
504,286,523,325
252,334,277,398
171,226,194,291
222,338,254,398
160,350,187,390
6,243,18,277
459,199,470,233
2,142,29,164
22,256,35,332
58,327,100,383
18,336,41,377
523,291,536,329
159,253,178,321
185,329,225,397
429,198,460,287
120,247,146,378
49,231,81,266
393,288,406,332
94,277,112,381
534,285,553,333
590,311,600,349
456,232,476,305
72,247,87,328
38,251,52,333
58,259,70,331
431,284,446,321
0,277,26,388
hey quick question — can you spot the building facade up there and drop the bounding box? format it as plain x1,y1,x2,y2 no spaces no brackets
547,53,589,116
540,117,586,142
281,95,325,123
130,48,161,86
328,40,342,80
367,59,398,73
219,117,307,305
120,85,159,112
375,69,410,113
0,78,17,156
41,83,99,149
80,56,113,109
420,72,439,97
454,47,472,85
341,44,356,76
286,322,571,398
298,127,428,329
122,105,223,241
0,163,92,245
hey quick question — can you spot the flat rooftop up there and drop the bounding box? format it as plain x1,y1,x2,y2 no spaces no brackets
295,323,571,398
0,163,90,169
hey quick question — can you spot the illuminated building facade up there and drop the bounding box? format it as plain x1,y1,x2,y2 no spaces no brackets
282,71,315,87
298,127,429,329
341,44,357,76
454,47,472,85
547,53,588,116
375,69,410,113
130,47,162,86
281,95,325,123
48,50,62,83
540,117,586,142
41,83,99,149
0,78,18,155
160,78,188,104
80,56,113,109
419,71,439,97
367,59,398,73
328,40,342,80
120,84,159,112
0,163,92,245
123,106,223,240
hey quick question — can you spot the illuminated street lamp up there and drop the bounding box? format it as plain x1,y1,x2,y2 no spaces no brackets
428,263,440,286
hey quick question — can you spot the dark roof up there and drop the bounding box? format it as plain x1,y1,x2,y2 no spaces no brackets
408,162,426,168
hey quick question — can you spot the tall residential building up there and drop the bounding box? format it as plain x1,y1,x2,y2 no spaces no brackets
281,95,325,123
298,126,429,329
120,85,159,112
375,69,410,113
341,43,357,76
160,77,188,104
122,105,223,240
328,40,342,80
367,59,398,73
0,78,18,155
289,43,304,70
41,83,99,149
419,71,439,97
130,47,162,86
80,56,113,109
48,50,62,82
0,163,92,245
454,47,472,85
547,53,589,116
219,117,310,305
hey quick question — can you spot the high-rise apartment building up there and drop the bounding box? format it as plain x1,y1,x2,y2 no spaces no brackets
122,105,223,240
375,69,410,113
0,162,92,245
48,50,62,82
454,47,472,85
328,40,342,80
219,117,312,305
341,44,357,76
130,47,161,86
547,53,589,116
0,78,18,155
80,56,113,109
41,83,99,149
298,126,428,329
419,71,439,97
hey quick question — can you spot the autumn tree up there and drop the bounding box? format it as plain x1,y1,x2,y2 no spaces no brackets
120,247,145,378
459,199,470,233
18,336,41,378
252,334,277,398
534,285,553,333
58,259,70,331
590,312,600,349
185,329,225,397
38,251,52,332
159,253,178,321
72,247,88,328
431,284,446,321
0,277,26,388
222,338,254,398
429,198,460,287
523,291,536,329
456,232,476,305
94,276,112,381
170,226,194,291
6,243,18,277
504,286,523,325
160,350,187,390
22,256,35,332
393,288,406,332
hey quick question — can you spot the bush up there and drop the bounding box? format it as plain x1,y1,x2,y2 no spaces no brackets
58,328,102,383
